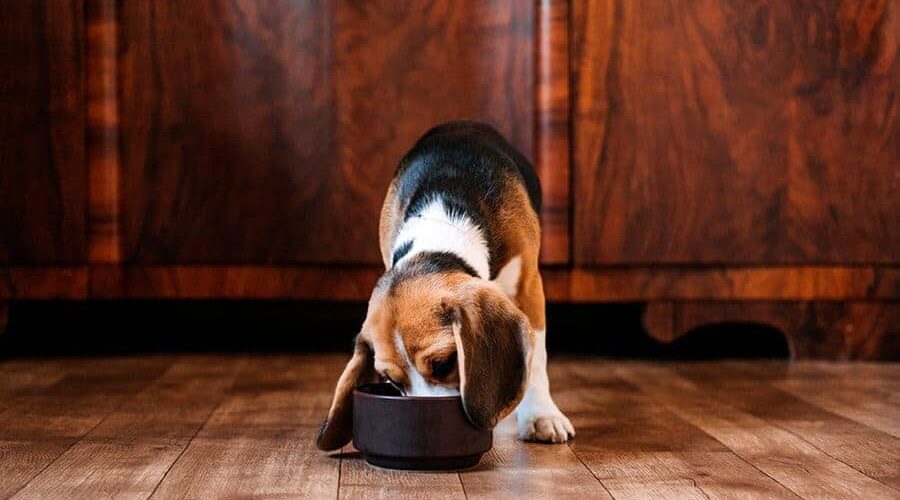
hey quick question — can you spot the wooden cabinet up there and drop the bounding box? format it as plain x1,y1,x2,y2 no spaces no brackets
1,0,897,358
572,0,899,265
117,0,535,265
0,0,86,264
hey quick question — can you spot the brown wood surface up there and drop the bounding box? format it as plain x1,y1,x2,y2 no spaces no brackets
2,356,898,499
0,268,88,299
117,0,536,265
86,0,121,264
78,265,898,302
88,265,383,300
619,364,899,498
644,301,900,360
535,0,571,264
572,0,900,265
0,0,86,264
566,266,898,302
675,362,900,488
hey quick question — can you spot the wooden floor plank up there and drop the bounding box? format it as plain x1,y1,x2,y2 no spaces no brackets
338,450,466,500
459,416,610,500
0,439,73,500
1,356,897,499
149,355,344,499
776,379,900,439
560,361,797,499
618,364,899,499
11,356,241,500
676,363,900,490
0,357,173,498
150,435,338,500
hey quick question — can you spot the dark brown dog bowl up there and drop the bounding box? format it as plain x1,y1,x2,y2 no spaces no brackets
352,383,492,470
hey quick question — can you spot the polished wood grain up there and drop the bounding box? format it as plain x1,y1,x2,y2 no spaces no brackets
118,0,335,264
0,0,86,264
148,356,342,499
459,415,610,499
79,265,899,302
644,301,900,360
89,265,383,300
572,0,900,265
535,0,571,265
0,268,87,299
619,364,899,498
3,356,898,499
0,357,172,498
86,0,121,264
565,266,898,302
676,362,900,489
335,0,535,263
118,0,535,265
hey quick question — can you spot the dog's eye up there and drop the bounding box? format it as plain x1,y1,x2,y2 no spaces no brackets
431,353,457,379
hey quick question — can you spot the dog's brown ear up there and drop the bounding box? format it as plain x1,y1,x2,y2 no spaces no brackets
316,283,390,451
315,338,374,451
447,281,533,429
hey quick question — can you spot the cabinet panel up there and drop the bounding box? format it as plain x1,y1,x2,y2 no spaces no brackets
573,0,899,265
119,0,534,264
0,1,86,264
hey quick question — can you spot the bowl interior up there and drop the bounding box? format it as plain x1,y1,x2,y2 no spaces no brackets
354,383,461,401
356,382,404,397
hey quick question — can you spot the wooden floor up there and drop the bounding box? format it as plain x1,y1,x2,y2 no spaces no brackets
0,355,898,499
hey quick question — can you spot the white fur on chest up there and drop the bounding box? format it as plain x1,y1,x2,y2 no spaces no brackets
392,198,491,279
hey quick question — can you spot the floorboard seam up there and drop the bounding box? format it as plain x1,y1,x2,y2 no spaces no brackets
619,367,805,500
144,357,246,499
567,442,616,498
763,416,900,493
336,446,343,500
457,470,468,500
7,359,175,498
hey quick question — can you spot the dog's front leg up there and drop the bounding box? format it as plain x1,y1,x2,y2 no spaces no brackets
516,326,575,443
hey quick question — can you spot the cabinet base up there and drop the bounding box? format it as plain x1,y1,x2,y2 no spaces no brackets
644,301,899,360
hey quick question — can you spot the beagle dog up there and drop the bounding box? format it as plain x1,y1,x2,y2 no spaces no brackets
316,121,574,450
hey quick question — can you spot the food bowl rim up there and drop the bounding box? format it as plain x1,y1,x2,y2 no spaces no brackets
354,383,461,402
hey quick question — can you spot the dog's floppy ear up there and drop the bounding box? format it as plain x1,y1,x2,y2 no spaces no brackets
316,283,390,451
445,281,533,429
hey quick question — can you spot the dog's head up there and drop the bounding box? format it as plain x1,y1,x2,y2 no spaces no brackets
315,259,533,451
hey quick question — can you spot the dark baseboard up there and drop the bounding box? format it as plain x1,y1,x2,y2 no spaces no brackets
0,301,789,359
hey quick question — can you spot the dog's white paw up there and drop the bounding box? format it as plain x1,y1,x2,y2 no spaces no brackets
516,400,575,443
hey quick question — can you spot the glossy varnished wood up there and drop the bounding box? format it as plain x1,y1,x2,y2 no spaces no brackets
118,0,336,264
572,0,900,265
1,356,898,499
535,0,571,264
118,0,535,265
86,0,121,264
644,301,900,360
0,0,86,264
79,265,899,302
0,268,87,299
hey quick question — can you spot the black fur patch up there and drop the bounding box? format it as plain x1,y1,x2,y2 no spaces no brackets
391,240,414,266
393,121,541,278
390,252,479,294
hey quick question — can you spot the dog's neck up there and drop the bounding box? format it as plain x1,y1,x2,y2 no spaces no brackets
391,198,490,279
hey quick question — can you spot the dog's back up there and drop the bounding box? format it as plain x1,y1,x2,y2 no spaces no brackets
387,121,541,278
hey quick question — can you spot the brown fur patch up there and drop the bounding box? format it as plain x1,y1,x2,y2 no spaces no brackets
315,339,375,451
379,178,403,269
450,280,532,428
